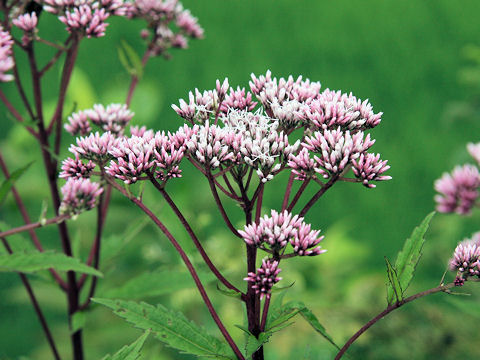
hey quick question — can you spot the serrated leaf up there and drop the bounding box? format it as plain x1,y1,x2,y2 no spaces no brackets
0,161,33,204
100,269,215,300
0,251,103,277
385,257,402,305
266,301,339,350
387,212,435,305
117,40,143,78
101,331,149,360
244,332,271,358
93,298,235,359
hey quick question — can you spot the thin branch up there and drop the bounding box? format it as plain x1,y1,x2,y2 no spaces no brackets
0,89,38,138
125,48,151,107
282,173,295,211
11,61,35,120
148,174,245,299
0,152,67,290
287,178,310,213
206,170,242,238
106,177,245,360
335,282,457,360
0,214,70,239
255,184,264,224
260,296,271,331
1,237,62,360
299,175,338,217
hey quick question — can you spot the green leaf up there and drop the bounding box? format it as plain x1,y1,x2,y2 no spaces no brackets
101,331,149,360
0,161,33,204
244,332,271,359
216,283,243,301
71,311,86,334
100,268,215,300
266,301,339,350
117,40,143,79
93,298,235,359
0,251,103,277
387,212,435,304
385,257,402,305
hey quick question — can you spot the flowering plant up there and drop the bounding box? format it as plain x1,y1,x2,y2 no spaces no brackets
0,1,472,359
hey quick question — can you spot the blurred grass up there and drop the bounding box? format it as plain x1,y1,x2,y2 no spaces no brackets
1,0,480,359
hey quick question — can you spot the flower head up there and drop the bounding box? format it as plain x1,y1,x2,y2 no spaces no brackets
59,178,103,215
85,103,134,135
352,153,391,188
69,131,120,163
0,26,14,82
65,111,92,136
59,156,96,179
434,164,480,214
244,259,282,300
449,235,480,285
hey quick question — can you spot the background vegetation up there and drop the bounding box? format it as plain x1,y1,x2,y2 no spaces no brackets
1,0,480,358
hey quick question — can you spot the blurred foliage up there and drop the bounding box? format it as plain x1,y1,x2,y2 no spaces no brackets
1,0,480,359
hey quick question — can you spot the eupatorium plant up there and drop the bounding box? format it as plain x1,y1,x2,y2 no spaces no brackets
0,1,469,359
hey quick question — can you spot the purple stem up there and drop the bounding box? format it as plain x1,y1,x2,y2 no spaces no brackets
148,174,245,298
206,170,242,238
335,282,456,360
1,237,62,360
299,175,338,217
281,173,295,211
106,177,245,360
287,178,310,213
259,296,271,332
125,49,150,107
0,89,38,138
0,152,67,289
0,214,70,239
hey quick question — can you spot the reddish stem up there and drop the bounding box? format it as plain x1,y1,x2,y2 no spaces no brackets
125,49,150,107
281,173,295,211
287,178,310,213
334,282,456,359
106,177,245,360
299,175,338,217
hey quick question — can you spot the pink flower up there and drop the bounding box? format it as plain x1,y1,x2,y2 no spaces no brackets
85,103,134,135
239,209,325,257
106,135,156,184
352,153,391,188
434,164,480,214
220,87,257,114
65,111,91,136
176,9,204,38
244,259,282,300
59,178,103,215
467,142,480,166
449,235,480,285
0,26,14,82
303,128,374,178
12,12,38,32
69,131,120,163
287,148,315,181
59,156,96,179
59,5,110,38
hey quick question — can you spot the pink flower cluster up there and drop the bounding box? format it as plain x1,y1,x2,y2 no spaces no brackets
106,128,186,184
60,156,96,179
44,0,128,38
434,164,480,215
0,26,14,82
65,104,134,136
239,210,326,257
126,0,203,56
449,233,480,286
244,259,282,300
69,131,120,163
173,72,390,188
59,177,103,215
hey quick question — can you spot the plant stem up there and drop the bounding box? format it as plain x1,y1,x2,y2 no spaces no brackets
0,152,67,289
1,237,62,360
206,170,242,238
125,49,150,107
106,177,245,359
0,214,70,238
287,178,310,213
281,173,295,211
260,296,271,331
148,175,245,298
299,175,338,217
334,282,456,360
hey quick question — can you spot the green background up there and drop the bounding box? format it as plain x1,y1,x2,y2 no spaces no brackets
1,0,480,359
